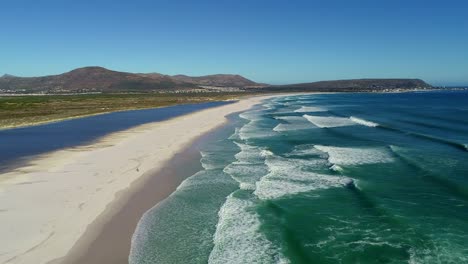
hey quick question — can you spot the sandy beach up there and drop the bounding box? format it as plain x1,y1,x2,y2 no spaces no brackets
0,95,278,264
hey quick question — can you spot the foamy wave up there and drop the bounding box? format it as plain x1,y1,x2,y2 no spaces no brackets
228,127,241,140
286,144,328,157
174,170,232,192
272,124,292,132
208,193,289,264
349,116,379,127
273,116,317,132
200,151,230,170
294,106,327,113
314,145,394,165
408,238,468,264
200,154,219,170
223,163,268,190
273,123,315,132
282,100,314,106
239,182,256,190
265,155,328,175
330,164,344,172
239,110,264,121
239,120,275,140
262,103,276,110
261,149,274,157
224,142,270,190
303,115,356,128
270,108,299,115
274,116,307,122
254,155,350,200
255,179,321,200
272,97,297,103
233,142,270,163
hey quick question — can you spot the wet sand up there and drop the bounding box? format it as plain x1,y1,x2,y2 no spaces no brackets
57,135,205,264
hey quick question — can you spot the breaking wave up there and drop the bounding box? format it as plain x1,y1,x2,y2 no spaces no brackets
294,106,327,113
208,192,290,264
254,154,351,200
303,115,356,128
314,145,395,166
349,116,379,127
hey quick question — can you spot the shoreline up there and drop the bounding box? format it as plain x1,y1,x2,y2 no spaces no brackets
55,130,208,264
0,94,282,264
0,97,242,131
1,89,440,131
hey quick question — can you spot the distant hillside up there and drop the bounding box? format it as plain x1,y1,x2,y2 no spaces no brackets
0,67,263,94
0,67,433,94
256,79,432,92
140,73,263,88
170,74,261,88
0,67,199,93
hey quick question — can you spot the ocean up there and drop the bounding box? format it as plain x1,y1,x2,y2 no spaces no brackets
130,91,468,264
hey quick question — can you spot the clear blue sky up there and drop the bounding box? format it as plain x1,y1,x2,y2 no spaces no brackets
2,0,468,85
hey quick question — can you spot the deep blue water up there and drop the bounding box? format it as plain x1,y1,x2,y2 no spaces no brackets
0,101,230,171
131,90,468,264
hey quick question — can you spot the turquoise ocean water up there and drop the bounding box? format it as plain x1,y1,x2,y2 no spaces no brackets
130,91,468,264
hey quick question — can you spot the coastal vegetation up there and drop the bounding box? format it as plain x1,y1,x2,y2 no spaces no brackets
0,92,250,129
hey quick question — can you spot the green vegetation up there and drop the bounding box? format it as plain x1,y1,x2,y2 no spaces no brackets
0,93,253,129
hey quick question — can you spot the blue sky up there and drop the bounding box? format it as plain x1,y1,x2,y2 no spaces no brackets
1,0,468,85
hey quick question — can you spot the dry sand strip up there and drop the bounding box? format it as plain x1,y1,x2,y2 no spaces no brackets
0,94,281,264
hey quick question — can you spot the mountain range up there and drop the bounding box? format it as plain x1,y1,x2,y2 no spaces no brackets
0,67,263,94
0,66,432,94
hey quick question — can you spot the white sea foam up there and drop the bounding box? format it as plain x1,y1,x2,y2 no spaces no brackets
233,142,271,163
229,142,348,200
174,170,232,192
224,142,271,190
349,116,379,127
330,164,344,172
303,115,356,128
408,238,468,264
265,155,328,175
200,151,233,170
282,100,314,106
228,127,241,140
262,103,275,110
200,152,220,170
273,116,317,132
273,123,315,132
254,155,350,200
270,108,299,115
314,145,394,166
286,144,328,157
272,97,296,103
255,171,350,200
297,95,314,100
255,179,321,200
239,120,276,140
294,106,327,113
261,149,274,157
272,124,296,132
239,110,264,121
274,116,307,122
223,163,268,190
208,193,289,264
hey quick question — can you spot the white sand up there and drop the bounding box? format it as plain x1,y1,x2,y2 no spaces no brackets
0,95,277,264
